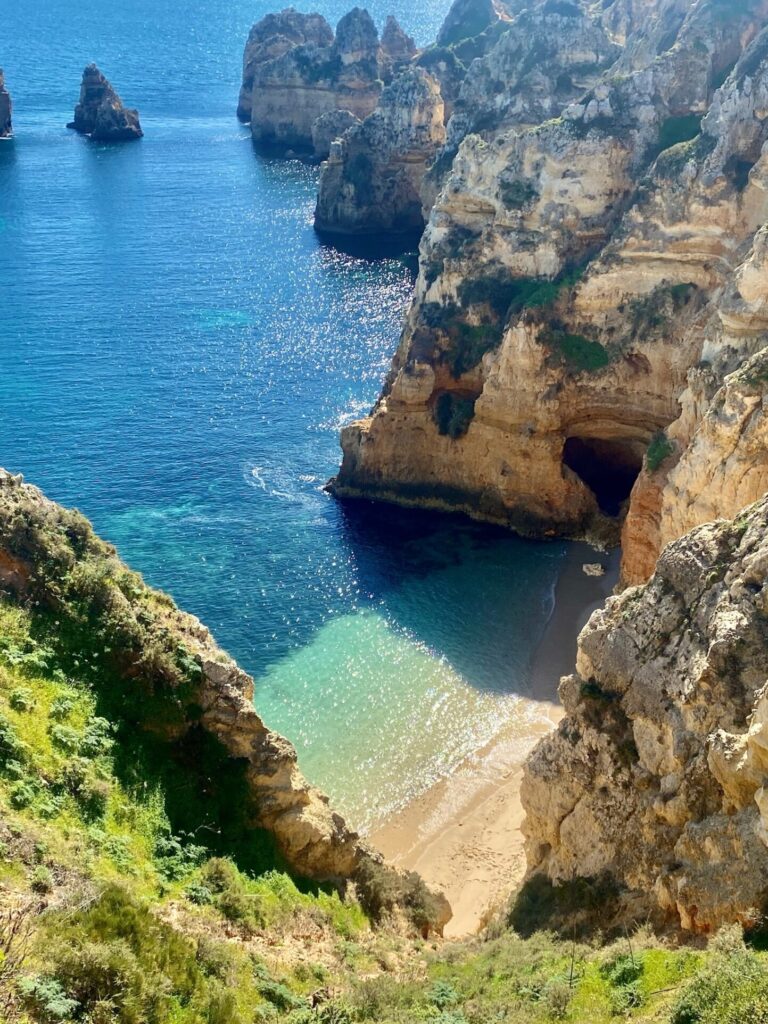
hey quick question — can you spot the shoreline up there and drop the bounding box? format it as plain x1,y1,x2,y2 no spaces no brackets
370,541,621,938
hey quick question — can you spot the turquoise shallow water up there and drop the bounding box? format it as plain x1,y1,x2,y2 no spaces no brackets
0,0,570,831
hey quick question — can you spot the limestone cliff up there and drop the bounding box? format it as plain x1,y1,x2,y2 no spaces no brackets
330,0,768,556
0,70,12,139
248,8,386,153
0,470,450,932
381,15,416,67
67,64,142,142
237,8,335,123
315,67,445,237
435,0,511,49
522,496,768,933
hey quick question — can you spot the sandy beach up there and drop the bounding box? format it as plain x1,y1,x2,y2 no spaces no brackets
371,542,620,938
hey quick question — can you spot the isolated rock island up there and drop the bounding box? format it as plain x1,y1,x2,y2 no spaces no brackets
67,64,143,141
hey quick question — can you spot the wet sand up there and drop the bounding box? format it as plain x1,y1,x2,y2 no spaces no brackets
371,542,620,938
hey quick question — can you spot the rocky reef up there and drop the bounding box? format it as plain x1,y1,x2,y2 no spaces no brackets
0,469,449,932
67,64,142,141
315,66,445,237
244,8,390,153
330,0,768,575
522,495,768,933
0,69,12,138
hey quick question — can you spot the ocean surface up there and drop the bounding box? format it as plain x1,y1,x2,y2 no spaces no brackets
0,0,571,831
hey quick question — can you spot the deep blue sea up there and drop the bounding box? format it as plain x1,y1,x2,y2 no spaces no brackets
0,0,571,830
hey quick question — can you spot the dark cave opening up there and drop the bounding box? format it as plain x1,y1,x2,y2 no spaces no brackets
563,436,644,518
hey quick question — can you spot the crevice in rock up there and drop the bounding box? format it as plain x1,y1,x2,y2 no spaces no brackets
563,436,644,518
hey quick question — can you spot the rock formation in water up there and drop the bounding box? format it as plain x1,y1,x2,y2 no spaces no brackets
0,70,12,139
237,8,335,123
247,8,387,153
0,469,450,932
330,0,768,578
315,67,445,237
522,495,768,933
67,64,143,141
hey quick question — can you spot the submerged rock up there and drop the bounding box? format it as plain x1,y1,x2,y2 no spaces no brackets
315,66,445,236
0,70,11,138
67,64,142,141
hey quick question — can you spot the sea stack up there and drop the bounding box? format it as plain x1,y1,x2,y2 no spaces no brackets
0,70,12,138
315,66,445,237
68,64,143,141
246,7,386,153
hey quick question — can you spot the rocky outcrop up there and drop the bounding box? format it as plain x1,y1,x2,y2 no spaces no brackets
312,109,361,161
381,15,416,67
237,8,335,123
249,8,386,152
67,64,142,141
522,496,768,933
330,0,768,549
423,4,621,207
0,469,450,932
0,70,11,139
315,67,445,237
435,0,510,49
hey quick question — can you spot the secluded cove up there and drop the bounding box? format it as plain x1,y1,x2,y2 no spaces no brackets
1,0,594,839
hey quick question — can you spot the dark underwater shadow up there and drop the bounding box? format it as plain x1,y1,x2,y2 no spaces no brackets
332,497,568,697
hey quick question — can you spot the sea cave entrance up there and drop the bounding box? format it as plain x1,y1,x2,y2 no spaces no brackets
563,436,644,518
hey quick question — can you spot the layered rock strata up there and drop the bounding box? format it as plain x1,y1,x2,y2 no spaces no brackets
247,8,386,152
0,70,11,138
331,1,768,560
237,8,335,123
67,64,142,141
315,67,445,236
0,470,450,931
522,496,768,933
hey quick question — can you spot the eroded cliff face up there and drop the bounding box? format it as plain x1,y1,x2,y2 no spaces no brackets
0,70,12,139
315,67,445,237
0,470,450,931
247,8,387,152
237,9,335,123
67,64,142,142
331,0,768,558
522,496,768,933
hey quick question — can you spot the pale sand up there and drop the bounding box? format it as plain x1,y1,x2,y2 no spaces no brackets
371,543,621,938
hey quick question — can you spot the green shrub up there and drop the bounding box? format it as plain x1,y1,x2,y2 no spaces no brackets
10,687,35,712
433,393,476,439
646,431,674,472
50,696,75,721
546,330,611,372
30,866,54,894
671,950,768,1024
18,976,79,1022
